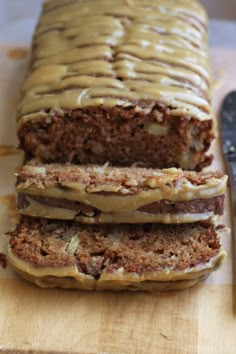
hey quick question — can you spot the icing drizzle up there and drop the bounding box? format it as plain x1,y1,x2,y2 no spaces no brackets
18,0,211,123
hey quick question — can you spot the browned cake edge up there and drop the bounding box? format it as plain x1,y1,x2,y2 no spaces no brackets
10,266,211,291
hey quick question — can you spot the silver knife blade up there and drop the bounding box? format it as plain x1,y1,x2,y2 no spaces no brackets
221,91,236,161
221,92,236,297
221,91,236,212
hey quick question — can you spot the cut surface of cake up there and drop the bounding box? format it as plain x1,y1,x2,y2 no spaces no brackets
7,217,226,291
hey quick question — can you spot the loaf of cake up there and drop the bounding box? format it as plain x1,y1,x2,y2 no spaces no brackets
16,164,227,223
7,218,226,291
18,0,213,170
6,0,227,293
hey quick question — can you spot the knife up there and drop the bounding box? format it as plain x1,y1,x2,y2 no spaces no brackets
221,91,236,213
220,91,236,296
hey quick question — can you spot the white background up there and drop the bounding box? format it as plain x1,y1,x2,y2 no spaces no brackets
0,0,235,48
1,0,236,23
201,0,236,20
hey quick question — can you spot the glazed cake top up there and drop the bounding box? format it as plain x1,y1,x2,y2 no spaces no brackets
18,0,211,125
16,164,227,201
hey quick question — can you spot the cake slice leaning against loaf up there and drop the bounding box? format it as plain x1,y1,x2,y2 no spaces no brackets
17,0,213,170
16,163,227,224
7,217,226,291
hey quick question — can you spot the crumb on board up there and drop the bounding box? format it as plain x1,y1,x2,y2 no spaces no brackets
216,69,225,77
11,99,19,109
212,68,225,90
212,79,223,90
7,48,28,60
0,253,7,269
0,145,21,157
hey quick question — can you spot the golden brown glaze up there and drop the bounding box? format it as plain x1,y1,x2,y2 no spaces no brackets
9,249,225,291
18,0,211,126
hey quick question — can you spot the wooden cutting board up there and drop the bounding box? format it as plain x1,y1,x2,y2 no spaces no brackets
0,48,236,354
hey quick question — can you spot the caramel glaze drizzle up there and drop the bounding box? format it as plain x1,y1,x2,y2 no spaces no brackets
18,0,211,125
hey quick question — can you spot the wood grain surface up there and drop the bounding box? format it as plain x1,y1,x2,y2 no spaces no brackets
0,48,236,354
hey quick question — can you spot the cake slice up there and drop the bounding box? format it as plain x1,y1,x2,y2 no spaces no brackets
18,0,213,170
16,164,227,224
7,217,226,291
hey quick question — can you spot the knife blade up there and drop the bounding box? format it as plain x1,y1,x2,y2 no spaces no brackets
221,91,236,306
221,91,236,214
